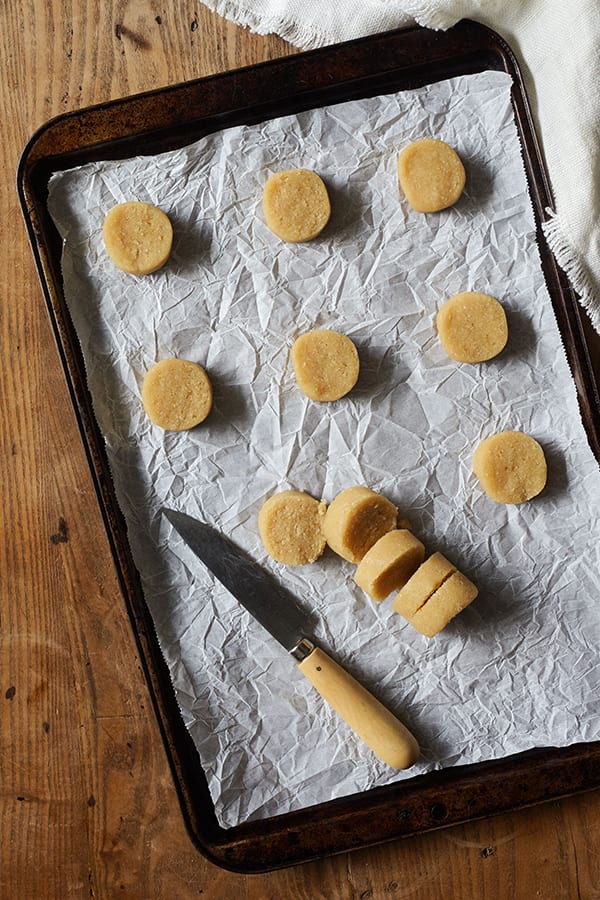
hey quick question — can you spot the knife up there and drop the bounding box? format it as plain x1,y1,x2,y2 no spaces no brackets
162,508,419,770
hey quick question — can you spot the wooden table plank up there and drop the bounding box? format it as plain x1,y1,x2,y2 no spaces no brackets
2,2,599,897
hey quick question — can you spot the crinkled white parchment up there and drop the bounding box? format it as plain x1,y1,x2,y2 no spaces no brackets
47,71,600,829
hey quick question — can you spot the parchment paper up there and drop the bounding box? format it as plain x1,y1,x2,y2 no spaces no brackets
47,71,600,828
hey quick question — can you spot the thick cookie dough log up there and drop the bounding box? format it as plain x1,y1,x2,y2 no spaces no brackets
291,330,360,402
262,169,331,242
437,291,508,363
398,138,466,213
103,201,173,275
354,529,425,602
142,358,213,431
258,490,327,566
392,552,478,637
473,430,547,504
323,487,398,564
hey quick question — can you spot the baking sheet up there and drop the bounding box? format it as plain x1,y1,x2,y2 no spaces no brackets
47,69,600,829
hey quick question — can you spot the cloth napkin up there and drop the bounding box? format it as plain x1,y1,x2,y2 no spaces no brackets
202,0,600,334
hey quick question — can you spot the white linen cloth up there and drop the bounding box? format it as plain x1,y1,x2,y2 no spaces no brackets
201,0,600,333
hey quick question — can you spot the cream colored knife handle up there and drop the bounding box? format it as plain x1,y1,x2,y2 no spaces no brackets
297,646,419,770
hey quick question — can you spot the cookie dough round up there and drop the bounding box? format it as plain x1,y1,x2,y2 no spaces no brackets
409,571,478,638
392,553,478,637
291,330,360,402
142,358,213,431
103,201,173,275
392,552,456,619
323,486,398,564
472,431,547,504
258,490,327,566
354,529,425,602
437,291,508,363
398,138,466,213
262,169,331,242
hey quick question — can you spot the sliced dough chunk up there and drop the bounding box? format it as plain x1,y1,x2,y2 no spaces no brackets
392,552,456,619
263,169,331,242
398,138,466,213
142,358,212,431
323,486,398,564
473,430,547,504
408,571,478,638
258,490,327,566
103,201,173,275
291,330,360,402
392,552,478,637
354,529,425,602
437,291,508,363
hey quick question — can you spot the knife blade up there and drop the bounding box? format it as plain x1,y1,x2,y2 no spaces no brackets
162,507,419,770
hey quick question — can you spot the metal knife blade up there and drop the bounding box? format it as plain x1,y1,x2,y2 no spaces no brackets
162,507,312,657
161,507,420,770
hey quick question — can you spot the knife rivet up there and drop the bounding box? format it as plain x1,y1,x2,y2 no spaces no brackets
316,666,322,671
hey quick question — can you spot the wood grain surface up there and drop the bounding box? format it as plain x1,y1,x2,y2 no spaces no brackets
2,2,600,898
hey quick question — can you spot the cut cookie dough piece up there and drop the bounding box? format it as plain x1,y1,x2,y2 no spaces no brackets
398,138,466,213
258,490,327,566
262,169,331,242
392,552,456,619
142,358,212,431
354,529,425,602
408,571,478,638
392,553,478,637
291,330,360,402
103,201,173,275
437,291,508,363
473,430,547,504
323,486,398,564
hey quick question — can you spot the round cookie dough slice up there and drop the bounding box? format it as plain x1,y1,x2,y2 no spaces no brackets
323,486,398,564
258,490,327,566
291,329,360,402
408,571,478,638
392,552,456,619
472,430,547,504
103,201,173,275
398,138,466,213
142,358,213,431
392,553,478,637
262,169,331,242
354,529,425,602
437,291,508,363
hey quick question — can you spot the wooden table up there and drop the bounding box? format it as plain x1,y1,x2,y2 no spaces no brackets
3,4,599,897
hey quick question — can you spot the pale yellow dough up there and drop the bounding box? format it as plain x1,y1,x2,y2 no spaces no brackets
142,358,213,431
103,201,173,275
262,169,331,242
472,430,547,504
392,552,456,619
291,330,360,402
437,291,508,363
392,552,478,637
409,571,479,638
323,487,398,564
354,529,425,602
398,138,466,213
258,491,327,566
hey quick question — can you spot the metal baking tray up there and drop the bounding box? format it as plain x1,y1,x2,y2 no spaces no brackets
18,21,600,872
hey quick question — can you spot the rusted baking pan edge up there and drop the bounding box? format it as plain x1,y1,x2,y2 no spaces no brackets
17,20,600,873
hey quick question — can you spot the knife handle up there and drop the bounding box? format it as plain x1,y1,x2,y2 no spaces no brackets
297,646,419,770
